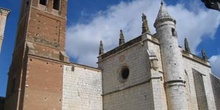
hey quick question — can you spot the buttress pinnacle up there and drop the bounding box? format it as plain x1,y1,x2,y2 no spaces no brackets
119,30,125,45
142,13,151,34
99,40,104,55
201,49,208,60
184,38,191,53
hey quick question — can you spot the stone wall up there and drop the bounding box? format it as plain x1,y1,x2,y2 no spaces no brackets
0,8,10,52
183,55,216,110
62,65,102,110
210,74,220,110
104,83,153,110
192,69,208,110
98,34,162,110
145,34,168,110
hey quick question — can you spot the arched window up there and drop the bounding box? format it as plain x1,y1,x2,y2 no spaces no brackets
39,0,47,5
53,0,60,10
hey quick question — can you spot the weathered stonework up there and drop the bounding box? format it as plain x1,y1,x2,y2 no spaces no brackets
5,0,68,109
0,8,10,53
210,74,220,110
98,2,219,110
3,1,220,110
62,65,102,110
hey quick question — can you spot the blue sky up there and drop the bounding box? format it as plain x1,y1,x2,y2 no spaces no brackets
0,0,219,97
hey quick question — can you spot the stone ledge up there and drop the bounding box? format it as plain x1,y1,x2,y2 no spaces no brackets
101,36,142,59
99,33,160,60
182,51,211,68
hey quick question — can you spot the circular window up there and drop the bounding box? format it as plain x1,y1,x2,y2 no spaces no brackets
121,67,129,80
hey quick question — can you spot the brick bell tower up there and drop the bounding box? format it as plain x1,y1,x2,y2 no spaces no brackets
5,0,68,110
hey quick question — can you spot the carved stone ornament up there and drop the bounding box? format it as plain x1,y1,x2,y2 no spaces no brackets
146,49,159,70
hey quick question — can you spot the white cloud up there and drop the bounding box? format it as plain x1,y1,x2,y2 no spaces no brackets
209,55,220,77
66,0,220,67
168,4,220,53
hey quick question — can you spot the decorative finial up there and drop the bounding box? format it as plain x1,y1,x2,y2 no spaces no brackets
142,13,146,20
161,1,164,6
99,40,104,55
184,38,191,53
201,49,208,60
142,13,151,34
119,30,125,45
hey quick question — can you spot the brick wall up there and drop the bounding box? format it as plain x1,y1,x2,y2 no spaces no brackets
22,57,63,110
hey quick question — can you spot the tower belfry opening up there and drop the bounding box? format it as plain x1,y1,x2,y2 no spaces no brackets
40,0,47,5
53,0,60,10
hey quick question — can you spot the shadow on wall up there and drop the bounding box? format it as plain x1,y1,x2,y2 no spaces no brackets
0,97,5,110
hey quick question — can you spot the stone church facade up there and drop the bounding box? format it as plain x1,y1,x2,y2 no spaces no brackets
0,0,219,110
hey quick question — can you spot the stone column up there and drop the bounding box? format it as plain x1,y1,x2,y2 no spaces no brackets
0,8,10,53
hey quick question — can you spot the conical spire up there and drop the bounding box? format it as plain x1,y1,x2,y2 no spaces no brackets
142,13,151,34
119,30,125,45
184,38,191,53
156,1,172,20
154,1,176,27
99,40,104,55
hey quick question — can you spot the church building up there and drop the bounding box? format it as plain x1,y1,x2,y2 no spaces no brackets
0,0,219,110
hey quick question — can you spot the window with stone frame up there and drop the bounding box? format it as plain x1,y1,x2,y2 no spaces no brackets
53,0,60,10
39,0,47,6
119,66,130,82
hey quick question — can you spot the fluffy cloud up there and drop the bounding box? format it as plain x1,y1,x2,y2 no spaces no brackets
168,5,220,53
66,0,220,67
209,55,220,77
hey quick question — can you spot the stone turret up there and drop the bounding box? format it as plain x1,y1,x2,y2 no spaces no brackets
0,8,10,53
154,2,189,110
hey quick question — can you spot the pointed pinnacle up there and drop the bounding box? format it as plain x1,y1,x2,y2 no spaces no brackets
119,30,125,45
142,13,150,34
142,13,146,21
184,38,191,53
201,49,208,60
99,40,104,55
